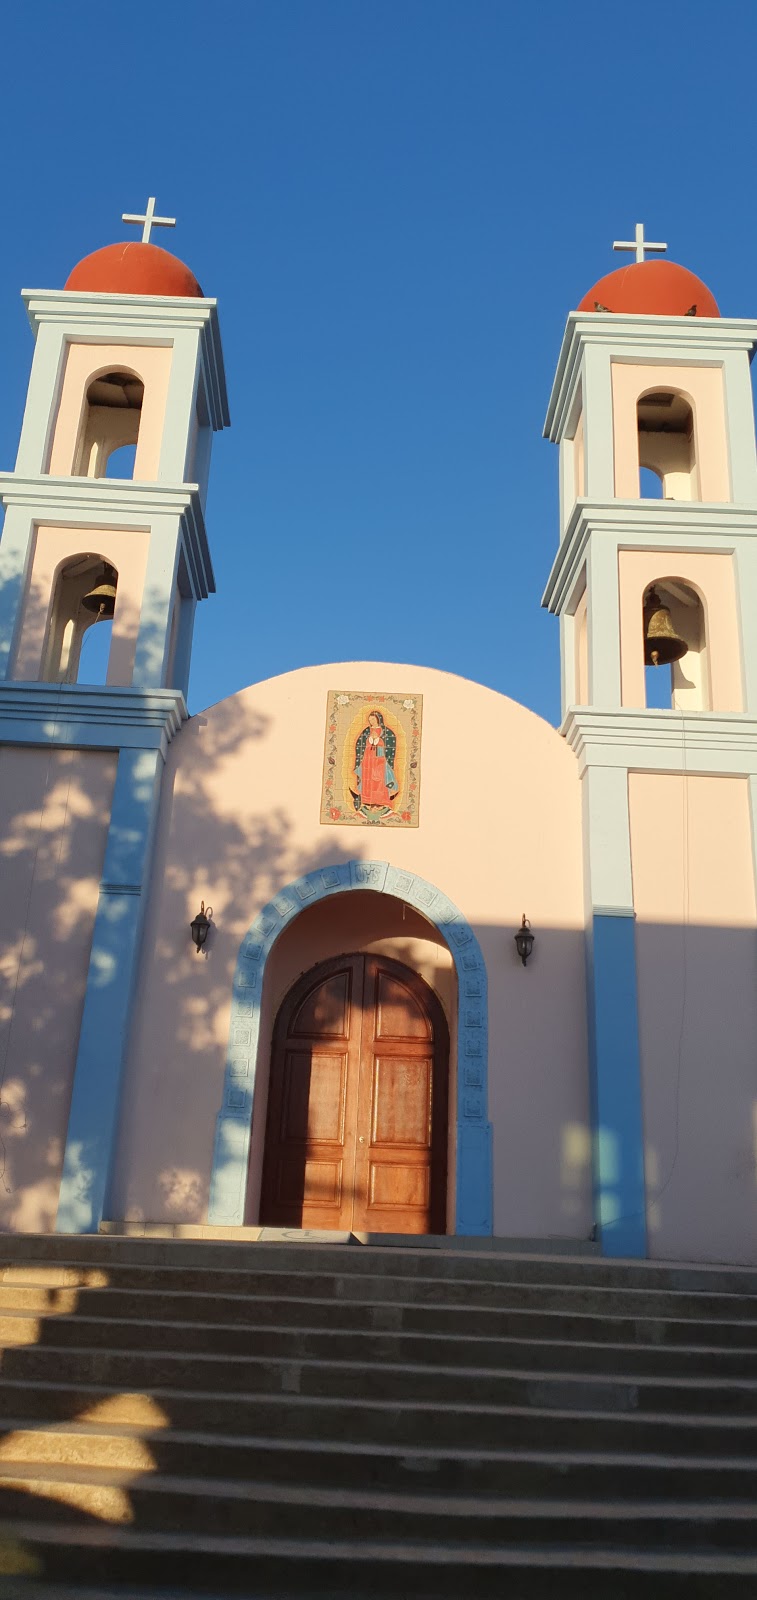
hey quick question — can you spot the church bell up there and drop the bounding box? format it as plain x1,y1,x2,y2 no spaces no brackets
643,586,688,668
81,564,118,620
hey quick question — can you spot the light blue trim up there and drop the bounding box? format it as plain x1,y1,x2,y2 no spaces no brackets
0,683,186,753
208,860,492,1236
0,507,34,679
0,478,214,598
56,749,164,1235
132,524,182,690
170,596,196,701
587,912,647,1259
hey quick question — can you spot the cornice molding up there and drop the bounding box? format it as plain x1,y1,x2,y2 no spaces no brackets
0,474,214,599
0,683,188,757
542,499,757,614
545,312,757,442
563,706,757,776
21,289,230,432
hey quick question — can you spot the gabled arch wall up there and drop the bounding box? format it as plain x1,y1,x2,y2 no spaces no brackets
208,859,492,1236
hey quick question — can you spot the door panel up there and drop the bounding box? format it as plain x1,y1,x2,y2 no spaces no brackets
290,970,351,1038
279,1049,348,1144
260,953,448,1233
374,971,431,1039
371,1056,432,1146
369,1161,429,1208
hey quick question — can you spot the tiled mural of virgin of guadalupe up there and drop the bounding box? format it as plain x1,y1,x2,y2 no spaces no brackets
321,690,423,826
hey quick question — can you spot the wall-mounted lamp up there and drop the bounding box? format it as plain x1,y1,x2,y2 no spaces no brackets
190,901,212,954
514,914,535,967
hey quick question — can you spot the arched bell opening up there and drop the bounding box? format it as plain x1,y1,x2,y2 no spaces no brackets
41,553,119,684
637,390,699,501
642,577,709,710
74,369,144,479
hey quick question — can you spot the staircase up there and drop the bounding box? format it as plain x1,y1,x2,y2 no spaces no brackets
1,1236,757,1596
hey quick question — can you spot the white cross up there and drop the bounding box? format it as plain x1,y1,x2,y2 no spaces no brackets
121,197,176,245
613,223,667,265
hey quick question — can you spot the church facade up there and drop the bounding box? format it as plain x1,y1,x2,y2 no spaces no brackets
1,219,757,1266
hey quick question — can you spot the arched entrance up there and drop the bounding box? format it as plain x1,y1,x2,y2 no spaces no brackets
208,860,491,1236
260,954,449,1234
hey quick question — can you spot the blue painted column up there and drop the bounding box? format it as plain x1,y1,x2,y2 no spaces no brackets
456,1122,493,1235
56,747,163,1234
582,766,647,1259
587,911,646,1257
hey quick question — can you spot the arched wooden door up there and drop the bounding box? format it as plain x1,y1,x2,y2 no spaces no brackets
260,954,449,1234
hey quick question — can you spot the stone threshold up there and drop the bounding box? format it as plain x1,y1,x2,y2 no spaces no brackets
98,1222,599,1255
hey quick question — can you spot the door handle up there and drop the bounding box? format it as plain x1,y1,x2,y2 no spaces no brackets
358,1135,366,1144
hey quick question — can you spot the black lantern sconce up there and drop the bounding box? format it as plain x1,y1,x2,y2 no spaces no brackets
514,914,535,968
190,901,213,954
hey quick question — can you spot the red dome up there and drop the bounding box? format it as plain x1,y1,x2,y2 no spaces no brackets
65,241,203,298
578,259,719,318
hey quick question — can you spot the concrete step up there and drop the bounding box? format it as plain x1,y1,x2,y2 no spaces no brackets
3,1466,757,1551
3,1519,757,1598
5,1259,757,1322
5,1281,757,1352
2,1420,757,1500
3,1237,757,1597
2,1377,757,1454
4,1308,757,1380
6,1234,757,1297
4,1340,757,1415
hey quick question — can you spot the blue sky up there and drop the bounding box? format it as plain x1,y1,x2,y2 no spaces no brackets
0,1,754,723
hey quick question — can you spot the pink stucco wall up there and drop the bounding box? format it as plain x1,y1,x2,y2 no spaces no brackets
109,662,591,1240
630,771,757,1264
0,746,116,1232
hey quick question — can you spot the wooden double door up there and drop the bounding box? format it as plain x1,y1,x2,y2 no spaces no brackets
260,954,449,1234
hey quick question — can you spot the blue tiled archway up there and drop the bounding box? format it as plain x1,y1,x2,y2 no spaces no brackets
208,859,492,1235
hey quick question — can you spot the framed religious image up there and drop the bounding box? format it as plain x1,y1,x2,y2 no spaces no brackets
321,691,423,827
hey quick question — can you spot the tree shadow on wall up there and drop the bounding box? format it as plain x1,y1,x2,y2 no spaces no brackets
0,688,358,1236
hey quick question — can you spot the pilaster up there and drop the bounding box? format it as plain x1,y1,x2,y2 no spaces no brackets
14,322,67,477
581,344,615,500
580,764,646,1258
0,503,35,678
56,747,164,1234
722,351,757,505
585,536,621,707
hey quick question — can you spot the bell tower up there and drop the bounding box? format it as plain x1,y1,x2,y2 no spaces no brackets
542,226,757,1257
0,201,229,1233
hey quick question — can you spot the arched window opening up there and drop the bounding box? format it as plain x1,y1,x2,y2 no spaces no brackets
645,660,673,709
77,618,113,685
639,465,664,499
74,371,144,480
637,391,698,501
105,442,138,479
42,555,118,684
642,578,709,711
